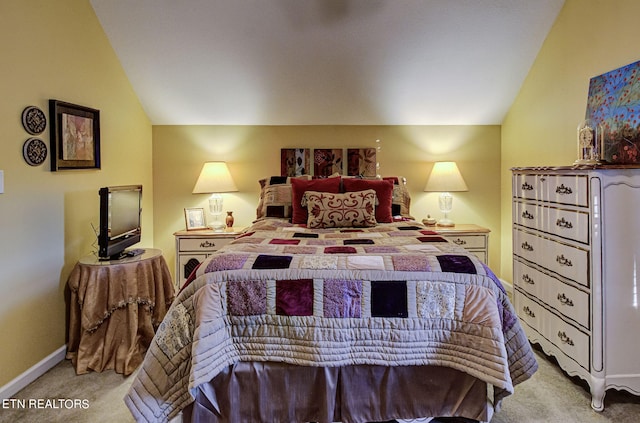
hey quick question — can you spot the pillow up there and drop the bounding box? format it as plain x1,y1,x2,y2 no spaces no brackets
342,178,394,223
384,176,413,218
302,190,377,228
256,175,311,220
291,177,341,224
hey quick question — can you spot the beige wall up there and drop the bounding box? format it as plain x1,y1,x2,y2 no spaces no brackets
0,1,152,387
153,125,502,279
500,0,640,280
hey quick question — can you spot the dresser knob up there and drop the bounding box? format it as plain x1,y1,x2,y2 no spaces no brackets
556,217,573,229
452,238,467,246
557,331,575,346
556,184,573,195
521,241,534,252
522,274,535,284
523,306,536,318
557,293,574,306
556,254,573,267
522,210,534,220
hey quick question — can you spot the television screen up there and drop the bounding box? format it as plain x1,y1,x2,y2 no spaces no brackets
98,185,142,260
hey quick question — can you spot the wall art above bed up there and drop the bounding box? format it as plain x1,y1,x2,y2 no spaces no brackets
281,147,379,177
347,148,377,177
280,148,310,176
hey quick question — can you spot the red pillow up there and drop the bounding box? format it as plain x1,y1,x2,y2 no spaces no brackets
291,177,341,224
342,178,394,223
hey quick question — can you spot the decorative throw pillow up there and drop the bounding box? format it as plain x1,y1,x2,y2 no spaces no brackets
291,177,341,224
256,175,311,220
302,189,377,228
384,176,413,218
342,178,394,223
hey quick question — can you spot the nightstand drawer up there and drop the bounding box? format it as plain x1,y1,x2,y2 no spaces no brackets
174,228,244,289
178,237,234,252
443,234,486,250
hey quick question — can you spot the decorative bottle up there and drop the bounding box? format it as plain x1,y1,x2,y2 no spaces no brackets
225,211,234,228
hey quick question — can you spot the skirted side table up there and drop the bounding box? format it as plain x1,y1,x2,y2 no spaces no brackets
66,249,175,375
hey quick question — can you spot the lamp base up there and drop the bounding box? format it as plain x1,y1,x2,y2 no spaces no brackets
208,221,226,232
436,218,455,227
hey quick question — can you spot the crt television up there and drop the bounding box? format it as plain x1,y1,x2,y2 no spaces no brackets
98,185,142,260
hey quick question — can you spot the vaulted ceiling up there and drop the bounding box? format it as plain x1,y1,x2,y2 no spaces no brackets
90,0,565,125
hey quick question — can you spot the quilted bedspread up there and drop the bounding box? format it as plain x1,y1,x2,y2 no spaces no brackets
125,219,537,423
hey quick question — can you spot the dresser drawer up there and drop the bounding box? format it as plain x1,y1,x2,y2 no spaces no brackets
514,201,589,244
514,290,544,335
515,291,590,370
514,259,589,329
178,236,235,252
513,229,589,287
513,259,545,299
514,173,588,207
540,174,589,206
547,309,590,370
513,173,540,201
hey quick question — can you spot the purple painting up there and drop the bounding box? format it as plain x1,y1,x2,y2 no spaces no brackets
586,60,640,163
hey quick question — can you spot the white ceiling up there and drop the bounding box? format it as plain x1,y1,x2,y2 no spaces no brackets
90,0,564,125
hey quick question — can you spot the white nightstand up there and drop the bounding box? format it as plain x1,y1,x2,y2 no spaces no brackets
430,224,490,263
173,228,244,289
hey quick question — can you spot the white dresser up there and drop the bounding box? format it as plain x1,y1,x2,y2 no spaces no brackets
512,166,640,411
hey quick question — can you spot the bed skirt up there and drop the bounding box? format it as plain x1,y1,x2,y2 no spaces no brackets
182,362,493,423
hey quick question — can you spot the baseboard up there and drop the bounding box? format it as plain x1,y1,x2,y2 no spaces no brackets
501,278,513,298
0,345,66,400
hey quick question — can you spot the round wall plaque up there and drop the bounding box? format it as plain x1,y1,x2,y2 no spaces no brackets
23,137,48,166
21,106,47,135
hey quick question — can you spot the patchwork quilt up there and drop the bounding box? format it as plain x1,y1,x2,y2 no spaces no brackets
125,219,537,423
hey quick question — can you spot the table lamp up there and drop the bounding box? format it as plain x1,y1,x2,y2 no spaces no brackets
424,161,468,227
192,161,238,231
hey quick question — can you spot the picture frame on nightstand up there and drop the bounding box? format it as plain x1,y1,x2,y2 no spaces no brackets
184,207,206,230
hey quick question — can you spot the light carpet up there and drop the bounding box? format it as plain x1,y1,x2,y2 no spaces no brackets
1,346,639,423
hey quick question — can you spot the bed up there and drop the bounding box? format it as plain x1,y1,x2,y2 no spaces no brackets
125,176,537,423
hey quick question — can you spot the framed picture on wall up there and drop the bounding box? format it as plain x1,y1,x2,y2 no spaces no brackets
49,99,101,171
184,207,206,231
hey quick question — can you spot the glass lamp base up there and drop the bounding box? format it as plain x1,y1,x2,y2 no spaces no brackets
208,194,225,231
208,216,226,232
437,218,455,227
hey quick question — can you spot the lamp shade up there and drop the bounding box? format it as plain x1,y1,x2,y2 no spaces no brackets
424,161,468,192
192,162,238,194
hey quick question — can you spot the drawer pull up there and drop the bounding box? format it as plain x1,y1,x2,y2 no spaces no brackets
523,306,536,318
451,238,467,246
521,182,533,191
556,184,573,195
557,293,574,306
522,210,534,220
200,240,217,248
556,217,573,229
557,331,575,346
522,274,535,284
556,254,573,267
521,241,534,252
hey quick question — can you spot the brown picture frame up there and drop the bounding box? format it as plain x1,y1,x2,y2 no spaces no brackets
49,99,101,171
